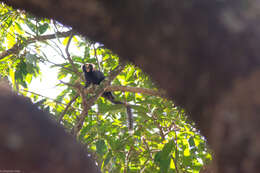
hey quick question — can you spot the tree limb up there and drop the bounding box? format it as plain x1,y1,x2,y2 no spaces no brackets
72,63,126,135
83,85,166,98
105,85,166,98
0,30,72,60
61,79,166,98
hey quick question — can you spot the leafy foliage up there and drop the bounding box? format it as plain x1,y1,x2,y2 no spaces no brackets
0,4,212,173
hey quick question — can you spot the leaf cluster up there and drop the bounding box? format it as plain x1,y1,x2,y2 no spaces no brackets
0,5,212,173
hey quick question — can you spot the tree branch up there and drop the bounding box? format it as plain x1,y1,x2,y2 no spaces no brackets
0,30,72,60
72,63,126,135
105,85,166,98
65,32,78,72
61,80,166,98
58,94,79,123
82,85,165,98
151,113,165,141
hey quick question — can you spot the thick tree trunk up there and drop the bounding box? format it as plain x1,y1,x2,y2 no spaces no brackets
2,0,260,172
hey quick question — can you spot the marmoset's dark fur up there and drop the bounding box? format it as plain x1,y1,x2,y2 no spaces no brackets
82,63,133,130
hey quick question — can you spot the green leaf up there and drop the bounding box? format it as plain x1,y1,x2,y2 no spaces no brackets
72,56,83,63
25,73,33,83
38,23,49,34
183,156,192,167
188,137,195,147
20,61,27,75
25,19,37,33
57,72,67,80
131,105,148,113
103,150,112,168
14,22,24,35
96,139,107,156
5,17,13,28
26,63,35,74
125,66,135,81
9,67,15,87
108,104,125,113
154,151,171,173
14,60,28,88
162,140,175,156
78,125,89,140
84,133,96,144
84,46,90,59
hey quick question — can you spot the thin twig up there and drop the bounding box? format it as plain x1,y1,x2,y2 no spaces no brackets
27,48,78,74
48,39,67,60
45,58,78,74
65,32,78,72
21,89,82,115
142,137,153,159
21,89,66,106
59,80,81,89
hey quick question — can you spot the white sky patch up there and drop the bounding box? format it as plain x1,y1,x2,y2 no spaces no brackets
29,63,63,99
28,35,84,100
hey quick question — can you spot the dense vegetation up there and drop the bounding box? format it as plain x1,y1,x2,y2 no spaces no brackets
0,4,211,172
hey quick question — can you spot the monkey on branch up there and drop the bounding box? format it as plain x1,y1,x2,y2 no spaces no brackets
82,63,133,130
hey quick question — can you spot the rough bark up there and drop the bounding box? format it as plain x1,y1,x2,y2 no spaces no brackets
2,0,260,172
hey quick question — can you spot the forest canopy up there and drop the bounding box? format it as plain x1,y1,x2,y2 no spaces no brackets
0,4,211,172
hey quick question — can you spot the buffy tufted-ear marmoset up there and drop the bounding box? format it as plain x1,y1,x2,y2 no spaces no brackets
82,63,133,130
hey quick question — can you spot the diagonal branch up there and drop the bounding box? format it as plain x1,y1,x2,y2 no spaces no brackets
0,30,72,60
71,63,126,136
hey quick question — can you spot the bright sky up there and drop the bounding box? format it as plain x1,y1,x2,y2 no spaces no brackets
28,37,83,100
29,63,62,99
